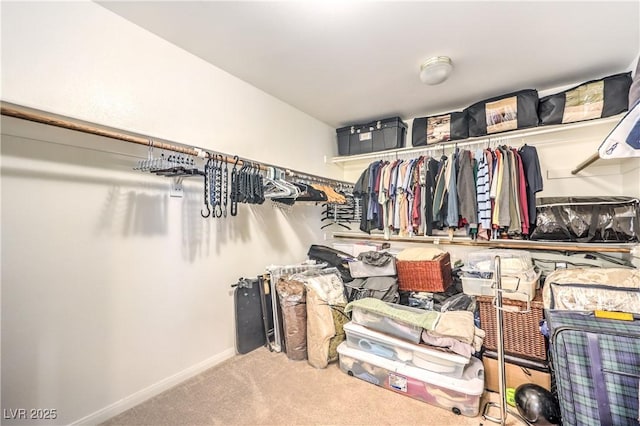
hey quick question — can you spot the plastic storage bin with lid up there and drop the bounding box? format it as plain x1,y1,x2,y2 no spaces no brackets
343,321,470,378
461,250,540,302
337,342,485,417
347,299,438,344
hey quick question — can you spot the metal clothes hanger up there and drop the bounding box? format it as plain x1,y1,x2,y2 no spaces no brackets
201,158,212,218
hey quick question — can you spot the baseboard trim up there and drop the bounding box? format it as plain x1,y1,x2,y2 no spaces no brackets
71,348,236,425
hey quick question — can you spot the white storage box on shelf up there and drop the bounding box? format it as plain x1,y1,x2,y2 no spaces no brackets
461,250,540,302
337,342,484,417
343,321,469,378
349,302,428,344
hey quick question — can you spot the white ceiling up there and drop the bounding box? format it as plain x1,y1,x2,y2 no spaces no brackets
98,1,640,128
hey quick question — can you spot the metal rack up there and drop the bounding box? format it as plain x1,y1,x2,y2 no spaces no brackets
482,255,531,426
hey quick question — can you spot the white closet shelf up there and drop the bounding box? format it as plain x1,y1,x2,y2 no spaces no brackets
331,114,624,165
332,231,637,254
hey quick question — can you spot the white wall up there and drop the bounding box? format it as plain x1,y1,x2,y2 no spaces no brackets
623,164,640,196
1,1,339,425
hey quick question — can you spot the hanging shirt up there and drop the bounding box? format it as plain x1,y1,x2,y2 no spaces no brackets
388,161,400,232
354,165,372,233
424,157,440,236
490,149,502,226
456,150,478,228
506,149,521,233
366,161,379,221
445,150,459,228
377,162,391,239
519,144,544,233
496,148,511,228
419,157,427,235
394,161,408,231
398,160,414,237
513,150,530,235
432,156,448,224
412,157,424,232
476,148,491,230
403,159,417,235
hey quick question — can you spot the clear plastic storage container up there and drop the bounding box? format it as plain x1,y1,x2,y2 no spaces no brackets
337,342,484,417
461,269,540,302
463,250,533,276
461,250,539,302
344,322,469,378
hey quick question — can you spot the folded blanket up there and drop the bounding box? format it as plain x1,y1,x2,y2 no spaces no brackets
421,322,485,357
429,311,475,344
345,298,440,331
421,333,474,359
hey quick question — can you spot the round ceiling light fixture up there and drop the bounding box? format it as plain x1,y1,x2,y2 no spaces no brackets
419,56,453,85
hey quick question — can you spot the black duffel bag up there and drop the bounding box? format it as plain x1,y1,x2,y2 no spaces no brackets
530,196,640,243
307,245,354,282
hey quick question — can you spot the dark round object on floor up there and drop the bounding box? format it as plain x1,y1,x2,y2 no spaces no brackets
514,384,561,425
451,407,461,415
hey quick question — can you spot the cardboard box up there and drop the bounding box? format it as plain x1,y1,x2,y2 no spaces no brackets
482,354,551,393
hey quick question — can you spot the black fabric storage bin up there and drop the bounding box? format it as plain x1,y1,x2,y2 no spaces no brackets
530,196,640,243
336,117,407,156
412,111,468,146
465,89,539,137
538,72,632,125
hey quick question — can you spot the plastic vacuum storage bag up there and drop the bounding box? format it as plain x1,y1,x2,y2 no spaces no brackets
275,278,307,361
529,196,640,243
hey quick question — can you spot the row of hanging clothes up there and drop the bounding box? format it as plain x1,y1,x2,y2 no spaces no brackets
134,148,353,218
353,141,543,240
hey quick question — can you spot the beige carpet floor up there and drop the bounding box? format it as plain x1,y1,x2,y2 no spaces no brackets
102,347,521,426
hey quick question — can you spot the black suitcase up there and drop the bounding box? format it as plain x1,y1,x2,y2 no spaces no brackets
233,277,266,354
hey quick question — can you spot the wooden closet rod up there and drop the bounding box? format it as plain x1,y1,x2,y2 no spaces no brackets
1,101,353,187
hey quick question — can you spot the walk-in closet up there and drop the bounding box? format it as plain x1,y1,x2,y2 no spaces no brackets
2,2,639,426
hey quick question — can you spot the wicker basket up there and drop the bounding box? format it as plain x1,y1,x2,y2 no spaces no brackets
478,289,547,361
396,252,452,292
